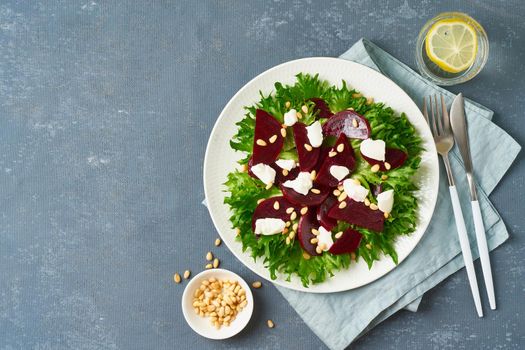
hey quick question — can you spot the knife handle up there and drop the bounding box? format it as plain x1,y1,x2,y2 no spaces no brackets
471,200,496,310
449,186,483,317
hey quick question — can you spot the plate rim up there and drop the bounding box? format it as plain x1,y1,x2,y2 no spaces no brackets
203,57,439,293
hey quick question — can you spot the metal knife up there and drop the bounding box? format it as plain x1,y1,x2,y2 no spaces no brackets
450,93,496,310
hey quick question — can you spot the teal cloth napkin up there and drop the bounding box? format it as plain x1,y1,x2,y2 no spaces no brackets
273,38,521,350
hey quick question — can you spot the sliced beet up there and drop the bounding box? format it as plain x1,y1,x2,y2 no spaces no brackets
308,97,333,119
361,148,408,171
328,198,385,232
322,110,371,140
248,157,299,186
317,195,338,231
329,228,362,255
280,183,330,207
297,211,322,256
314,146,331,172
251,196,300,232
292,122,320,171
252,109,285,165
315,134,356,188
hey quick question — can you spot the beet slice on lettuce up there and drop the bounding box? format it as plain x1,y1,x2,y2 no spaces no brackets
248,157,299,186
252,109,285,165
292,122,320,171
322,110,371,140
297,211,322,256
315,134,356,188
280,183,330,207
329,228,362,255
327,198,385,232
308,97,333,119
316,195,338,231
251,196,300,232
361,148,408,171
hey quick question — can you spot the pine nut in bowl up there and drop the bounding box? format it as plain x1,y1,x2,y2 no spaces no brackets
181,269,254,340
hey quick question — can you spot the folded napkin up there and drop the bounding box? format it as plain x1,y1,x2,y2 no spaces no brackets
273,38,521,350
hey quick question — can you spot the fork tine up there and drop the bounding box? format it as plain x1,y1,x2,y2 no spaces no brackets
430,95,439,136
422,97,429,125
441,95,450,132
434,94,444,135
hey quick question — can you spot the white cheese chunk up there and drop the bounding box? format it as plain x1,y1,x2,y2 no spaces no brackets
275,159,296,171
360,139,386,161
284,109,298,126
255,218,286,235
282,172,312,196
306,121,323,148
329,165,350,181
377,189,394,213
343,179,369,202
251,163,276,185
317,226,334,251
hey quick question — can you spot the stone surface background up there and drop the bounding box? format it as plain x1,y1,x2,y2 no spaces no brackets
0,1,523,349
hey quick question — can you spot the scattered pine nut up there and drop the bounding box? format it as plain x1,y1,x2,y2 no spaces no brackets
338,192,348,202
302,252,311,260
252,281,262,288
364,198,371,206
296,111,302,119
285,237,291,245
269,135,278,144
213,258,220,268
365,243,372,249
384,212,390,219
301,105,308,114
311,228,319,235
286,207,294,214
256,139,267,146
205,263,213,269
310,238,319,244
285,221,291,227
352,178,361,185
339,201,347,209
384,162,392,170
215,238,222,247
267,319,275,328
300,207,308,215
292,223,298,231
335,231,344,239
290,211,297,221
369,203,379,210
273,201,280,210
310,188,321,194
352,119,358,128
333,189,341,196
257,198,264,204
316,246,323,254
174,273,181,283
381,174,388,180
280,128,287,137
282,169,289,176
366,97,374,105
285,101,291,108
265,182,273,190
337,143,345,152
371,164,380,173
352,93,362,98
329,151,337,157
235,227,241,236
206,252,213,261
183,270,191,279
288,231,296,239
304,144,313,152
310,170,317,180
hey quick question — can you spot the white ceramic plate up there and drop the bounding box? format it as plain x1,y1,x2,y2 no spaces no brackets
181,269,254,339
203,58,439,293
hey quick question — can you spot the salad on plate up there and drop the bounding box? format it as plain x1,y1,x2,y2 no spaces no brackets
224,73,423,287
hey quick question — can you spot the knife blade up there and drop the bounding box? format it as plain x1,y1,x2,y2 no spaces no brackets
450,92,497,310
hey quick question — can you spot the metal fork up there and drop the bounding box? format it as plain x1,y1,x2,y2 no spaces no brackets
423,95,483,317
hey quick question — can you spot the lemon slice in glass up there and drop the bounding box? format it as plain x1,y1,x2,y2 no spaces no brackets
425,19,478,73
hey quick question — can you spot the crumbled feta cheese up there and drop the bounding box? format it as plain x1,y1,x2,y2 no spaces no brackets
255,218,286,235
284,109,298,126
377,189,394,213
275,159,296,171
251,163,276,184
329,165,350,181
282,172,313,195
360,139,386,161
343,179,369,202
317,226,334,251
306,121,323,148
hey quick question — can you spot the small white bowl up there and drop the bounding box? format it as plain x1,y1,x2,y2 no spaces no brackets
181,268,254,339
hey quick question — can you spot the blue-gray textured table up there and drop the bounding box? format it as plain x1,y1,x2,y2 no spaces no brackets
0,1,523,349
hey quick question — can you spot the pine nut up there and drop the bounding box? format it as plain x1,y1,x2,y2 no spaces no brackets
352,93,362,98
339,201,347,209
256,139,267,146
174,273,181,283
316,246,323,254
311,188,321,194
353,178,361,185
285,221,291,227
310,170,316,180
304,144,313,152
267,319,275,328
213,258,219,268
335,231,343,239
269,134,278,144
290,211,297,221
257,198,264,204
206,252,213,261
183,270,191,279
235,227,241,236
205,263,213,269
338,192,348,202
381,174,388,180
384,162,391,170
285,237,291,245
300,207,308,215
369,203,379,210
289,231,296,239
296,111,302,119
366,243,372,249
364,198,371,206
215,238,221,246
292,223,298,231
252,281,262,288
285,101,291,108
286,207,294,214
282,169,289,176
371,164,380,172
265,182,273,190
311,228,319,235
301,105,308,114
273,201,280,210
329,151,337,157
310,238,318,244
281,128,287,137
333,189,341,196
352,119,358,128
302,252,311,260
366,97,374,105
384,212,390,219
337,143,345,152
